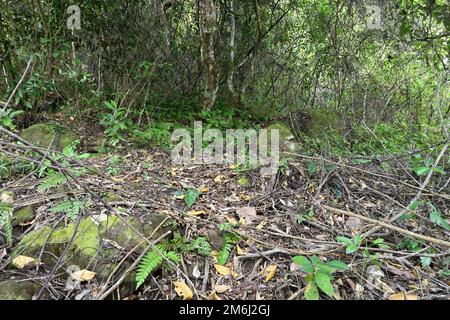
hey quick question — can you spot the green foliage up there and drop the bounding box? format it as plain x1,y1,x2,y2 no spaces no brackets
336,235,363,254
0,109,23,130
292,255,348,300
0,202,13,245
217,233,238,265
50,197,92,220
37,170,67,193
184,188,200,208
99,100,133,147
296,208,314,224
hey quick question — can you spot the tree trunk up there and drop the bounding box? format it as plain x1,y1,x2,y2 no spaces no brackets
199,0,219,111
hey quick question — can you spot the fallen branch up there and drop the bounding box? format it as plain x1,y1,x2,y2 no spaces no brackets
321,205,450,248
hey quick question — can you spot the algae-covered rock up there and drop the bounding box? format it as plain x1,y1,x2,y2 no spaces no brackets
0,280,39,300
13,206,35,226
265,122,301,154
21,123,78,151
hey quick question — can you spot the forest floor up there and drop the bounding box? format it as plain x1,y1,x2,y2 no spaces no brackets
1,125,449,300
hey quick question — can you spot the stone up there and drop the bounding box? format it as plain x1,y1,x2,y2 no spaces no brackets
21,123,79,152
265,122,302,154
0,279,39,300
13,206,35,226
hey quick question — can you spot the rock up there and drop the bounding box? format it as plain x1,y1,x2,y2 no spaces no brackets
237,176,250,188
0,279,39,300
14,213,173,297
13,206,35,226
0,191,15,204
265,122,302,154
305,109,345,138
21,123,79,152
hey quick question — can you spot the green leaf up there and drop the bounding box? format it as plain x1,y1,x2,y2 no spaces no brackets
408,200,424,211
346,244,358,254
420,256,431,267
430,210,450,231
326,260,348,271
414,166,430,176
336,236,353,245
292,256,314,273
304,279,319,300
315,271,334,298
184,188,200,208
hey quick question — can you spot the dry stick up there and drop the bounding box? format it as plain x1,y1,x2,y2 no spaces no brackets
97,231,171,300
321,205,450,248
1,58,33,114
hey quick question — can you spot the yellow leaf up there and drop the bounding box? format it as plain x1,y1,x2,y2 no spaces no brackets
12,255,38,269
256,220,267,230
239,193,253,201
224,215,238,224
214,175,224,183
207,292,222,300
199,186,209,193
71,269,96,282
388,293,418,300
236,244,247,255
187,210,206,216
214,284,230,293
214,264,231,276
173,281,193,300
263,264,277,282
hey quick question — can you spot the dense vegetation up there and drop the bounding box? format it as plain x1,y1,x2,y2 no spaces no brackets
0,0,448,301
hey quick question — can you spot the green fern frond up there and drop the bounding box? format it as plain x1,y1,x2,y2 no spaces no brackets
50,198,88,220
136,245,165,288
217,237,234,265
190,237,212,256
37,170,67,192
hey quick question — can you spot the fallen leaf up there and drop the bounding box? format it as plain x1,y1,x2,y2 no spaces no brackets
236,244,247,255
12,255,39,269
236,206,258,225
214,175,224,183
224,215,238,224
207,292,222,300
214,284,230,293
214,264,231,276
173,281,193,300
199,186,209,193
239,193,253,201
388,293,418,300
71,269,96,282
256,220,267,230
187,210,207,216
263,264,277,282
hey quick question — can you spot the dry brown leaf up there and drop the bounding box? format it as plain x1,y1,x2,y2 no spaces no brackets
12,255,39,269
388,293,418,300
236,206,258,225
199,186,209,193
263,264,277,282
173,281,193,300
214,284,230,293
71,269,96,282
187,210,207,216
214,264,231,276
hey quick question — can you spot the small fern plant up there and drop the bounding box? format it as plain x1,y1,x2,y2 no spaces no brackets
50,197,91,220
0,201,13,245
136,234,212,288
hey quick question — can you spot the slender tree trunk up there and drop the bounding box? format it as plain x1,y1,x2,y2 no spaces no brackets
199,0,219,111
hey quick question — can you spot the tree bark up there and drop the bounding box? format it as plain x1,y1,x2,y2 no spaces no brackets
199,0,219,111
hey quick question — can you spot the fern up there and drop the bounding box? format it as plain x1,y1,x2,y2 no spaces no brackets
190,236,212,256
217,236,234,265
51,197,90,220
136,245,165,288
37,170,67,192
0,202,13,245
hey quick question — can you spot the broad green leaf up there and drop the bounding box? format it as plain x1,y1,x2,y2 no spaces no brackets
408,200,424,211
326,260,348,271
184,188,200,208
346,244,358,254
309,255,322,266
336,236,353,245
414,166,430,176
315,271,334,298
420,256,431,267
292,256,314,273
304,280,319,301
430,210,450,231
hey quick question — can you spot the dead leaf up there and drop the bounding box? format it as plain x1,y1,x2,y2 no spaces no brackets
214,175,224,183
173,281,193,300
199,186,209,193
236,244,247,255
388,293,418,300
207,292,222,300
239,193,253,201
256,220,267,230
12,255,39,269
224,215,238,224
214,284,230,293
236,206,258,225
263,264,277,282
71,269,96,282
214,264,231,276
187,210,207,216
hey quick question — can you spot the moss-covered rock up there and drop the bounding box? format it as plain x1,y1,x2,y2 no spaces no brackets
265,122,301,154
0,280,39,300
306,109,344,138
21,123,79,152
13,206,35,226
